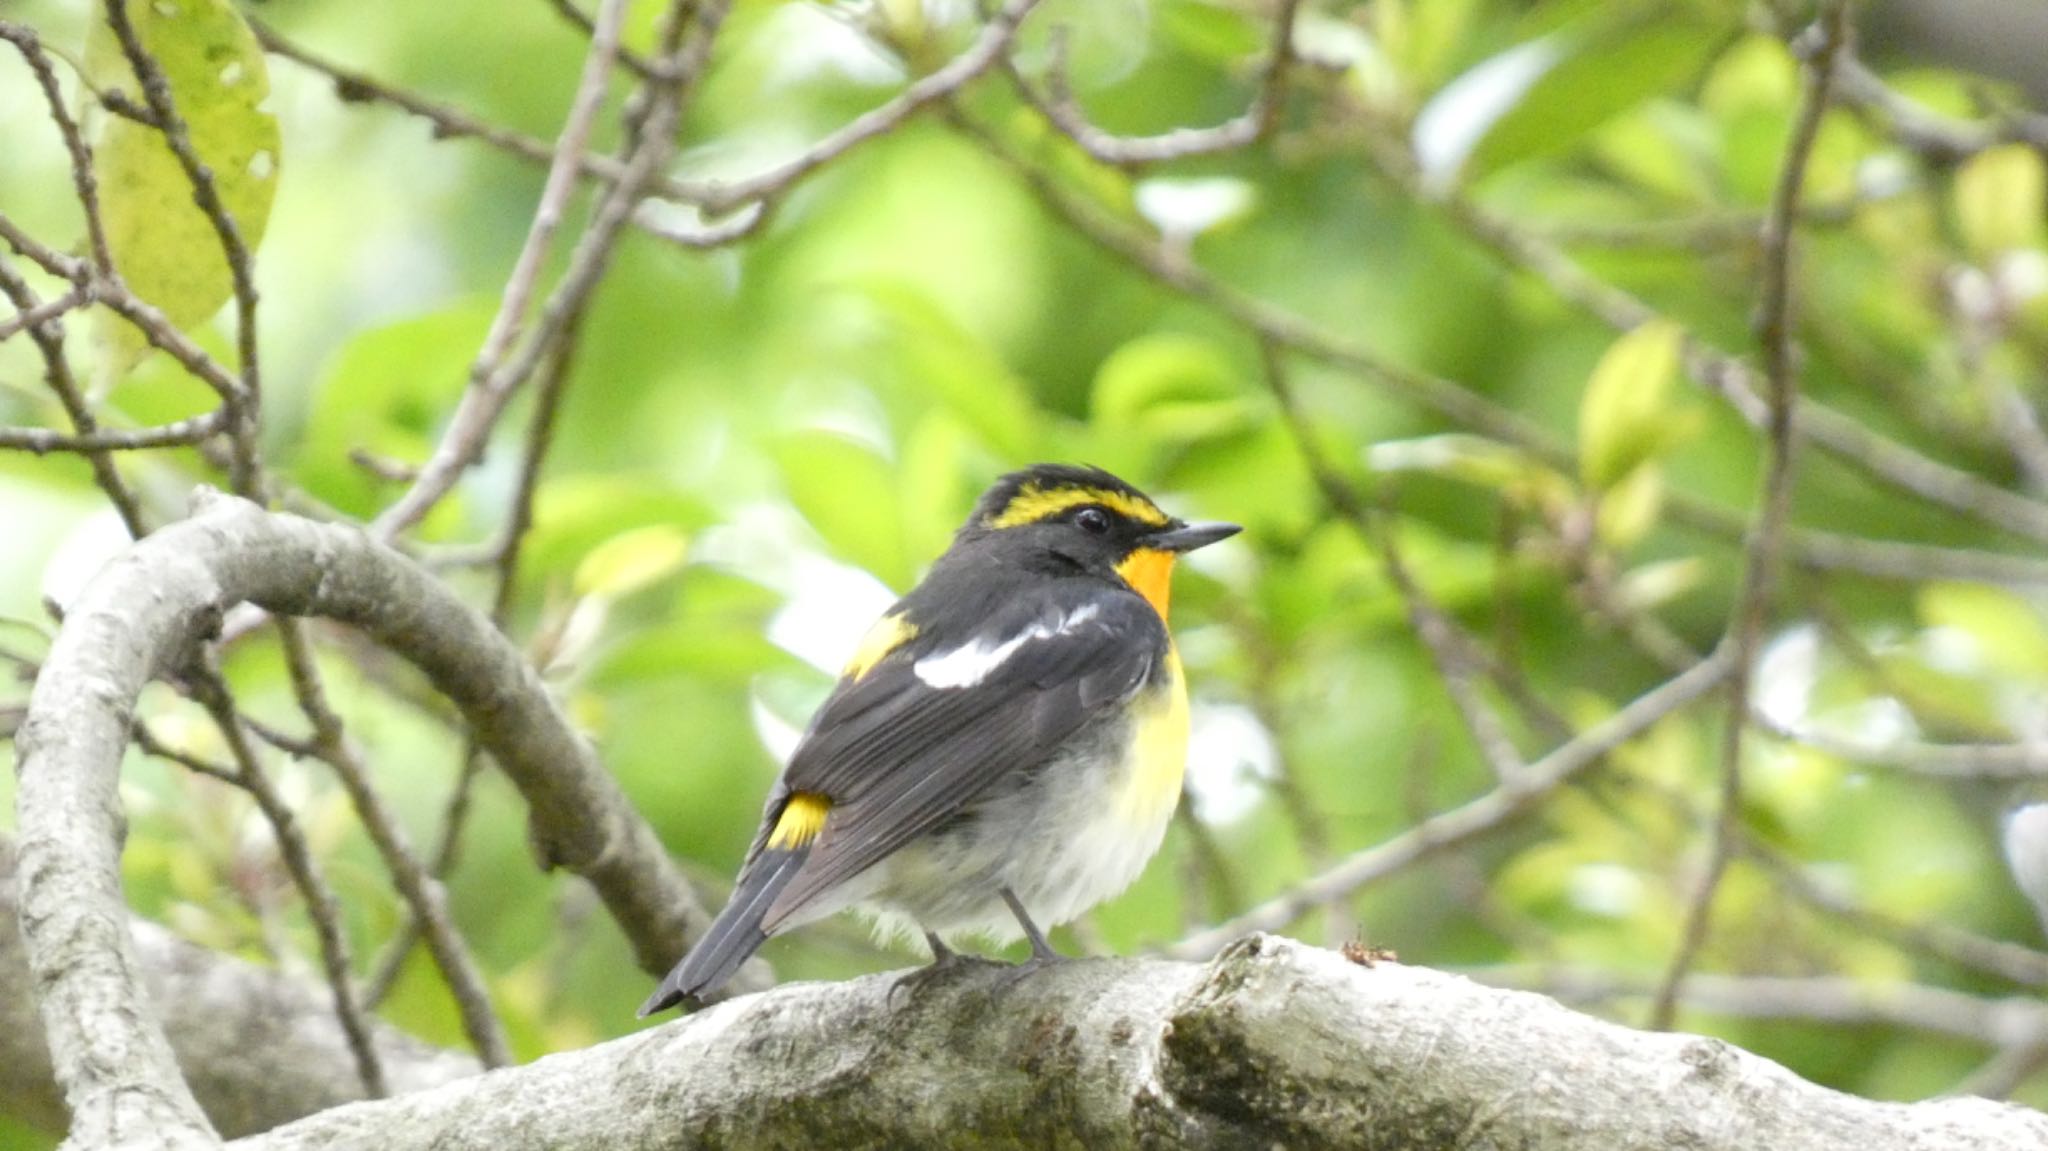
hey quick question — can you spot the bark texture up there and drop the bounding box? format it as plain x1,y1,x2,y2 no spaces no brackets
0,837,479,1137
233,936,2047,1151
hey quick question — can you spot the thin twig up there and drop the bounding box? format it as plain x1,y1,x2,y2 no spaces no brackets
1834,56,2048,163
1371,125,2048,548
469,0,628,427
0,22,115,272
0,260,147,537
1478,966,2048,1048
274,622,514,1068
103,0,265,494
130,721,241,784
1649,2,1850,1032
371,0,718,541
683,0,1044,214
366,304,590,1007
1167,651,1735,959
1263,338,1531,782
541,0,661,78
0,284,90,342
0,410,225,455
1023,0,1301,166
1376,508,1529,782
187,667,388,1097
1745,839,2048,988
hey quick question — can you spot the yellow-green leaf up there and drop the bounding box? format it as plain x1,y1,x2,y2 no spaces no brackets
775,431,911,590
574,525,690,600
1579,319,1683,489
1954,144,2046,259
89,0,280,380
1593,463,1663,550
1917,581,2048,681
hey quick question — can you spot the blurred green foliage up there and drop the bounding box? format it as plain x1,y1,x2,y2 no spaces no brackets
7,0,2048,1143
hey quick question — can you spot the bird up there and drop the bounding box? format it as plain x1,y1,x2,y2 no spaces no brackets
639,463,1240,1015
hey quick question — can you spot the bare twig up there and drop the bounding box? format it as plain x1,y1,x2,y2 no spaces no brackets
0,284,90,342
274,622,514,1068
1834,56,2048,163
1262,338,1530,782
103,0,264,494
1023,0,1301,166
0,410,225,455
0,265,150,539
186,668,389,1098
1372,127,2048,548
1479,966,2048,1048
1745,839,2048,988
1649,2,1849,1031
1167,651,1735,959
540,0,660,79
370,0,718,540
0,22,115,273
683,0,1044,214
470,0,627,429
366,308,590,1007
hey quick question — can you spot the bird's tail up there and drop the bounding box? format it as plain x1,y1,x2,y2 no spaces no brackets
637,846,808,1016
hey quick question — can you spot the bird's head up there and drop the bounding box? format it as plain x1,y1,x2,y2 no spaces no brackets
958,464,1240,619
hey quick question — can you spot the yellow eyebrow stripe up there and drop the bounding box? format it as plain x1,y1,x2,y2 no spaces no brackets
767,792,831,850
843,613,916,681
990,485,1169,529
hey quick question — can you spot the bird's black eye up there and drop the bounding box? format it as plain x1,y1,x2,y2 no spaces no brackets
1075,507,1111,535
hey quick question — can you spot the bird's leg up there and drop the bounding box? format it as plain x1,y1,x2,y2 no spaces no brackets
889,925,989,1007
1000,887,1064,965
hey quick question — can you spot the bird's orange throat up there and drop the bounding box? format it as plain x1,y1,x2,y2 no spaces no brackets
1115,547,1176,621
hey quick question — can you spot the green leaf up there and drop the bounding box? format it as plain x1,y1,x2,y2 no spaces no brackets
1467,9,1729,179
1092,333,1257,458
291,302,492,522
1955,144,2047,258
1366,433,1575,512
88,0,280,380
1159,0,1263,65
1593,463,1663,549
1579,319,1683,489
775,431,911,589
1616,556,1706,612
573,525,689,600
522,476,715,588
853,286,1045,462
1917,582,2048,681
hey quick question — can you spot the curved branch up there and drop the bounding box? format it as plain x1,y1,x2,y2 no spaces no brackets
11,490,742,1142
0,836,479,1138
232,937,2048,1150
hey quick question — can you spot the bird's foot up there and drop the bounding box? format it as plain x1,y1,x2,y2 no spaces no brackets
889,932,998,1007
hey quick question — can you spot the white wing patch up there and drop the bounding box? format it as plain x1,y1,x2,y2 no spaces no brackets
914,603,1102,689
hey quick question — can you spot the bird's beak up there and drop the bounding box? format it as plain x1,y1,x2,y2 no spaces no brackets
1146,520,1242,553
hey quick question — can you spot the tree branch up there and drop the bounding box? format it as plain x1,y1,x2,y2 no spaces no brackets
228,937,2048,1151
1650,1,1849,1029
11,490,748,1142
0,836,479,1139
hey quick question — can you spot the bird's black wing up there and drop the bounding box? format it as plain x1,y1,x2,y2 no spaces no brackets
755,581,1164,930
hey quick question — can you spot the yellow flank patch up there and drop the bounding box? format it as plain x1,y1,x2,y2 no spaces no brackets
1121,645,1190,826
1114,547,1177,622
990,484,1170,530
843,613,916,681
767,792,832,850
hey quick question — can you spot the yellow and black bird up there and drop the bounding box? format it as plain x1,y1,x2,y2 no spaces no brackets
640,464,1239,1015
